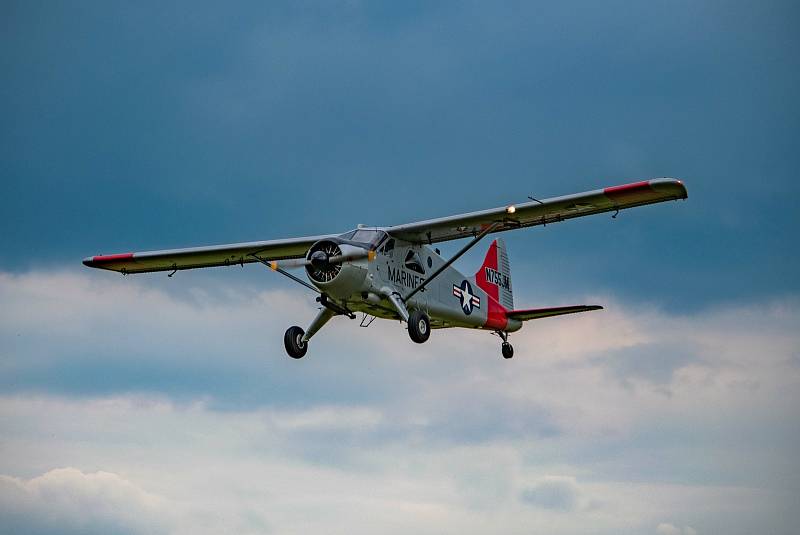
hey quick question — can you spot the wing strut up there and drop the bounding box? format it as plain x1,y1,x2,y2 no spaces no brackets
403,221,502,303
250,253,357,319
249,253,321,294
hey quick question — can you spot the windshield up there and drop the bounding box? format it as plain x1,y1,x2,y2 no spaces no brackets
341,229,387,248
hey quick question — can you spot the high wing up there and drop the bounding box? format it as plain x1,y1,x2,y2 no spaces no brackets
507,305,603,322
83,178,686,274
387,178,687,244
82,234,333,274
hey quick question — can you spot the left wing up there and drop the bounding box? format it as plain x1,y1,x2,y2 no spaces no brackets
388,178,687,244
507,305,603,321
82,234,333,274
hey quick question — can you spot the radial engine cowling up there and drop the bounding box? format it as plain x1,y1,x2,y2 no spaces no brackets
304,240,369,299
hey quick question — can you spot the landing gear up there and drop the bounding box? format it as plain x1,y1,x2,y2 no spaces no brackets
496,331,513,359
408,310,431,344
284,326,308,359
283,305,340,359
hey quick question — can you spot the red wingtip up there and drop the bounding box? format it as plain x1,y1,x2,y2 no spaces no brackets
83,253,133,267
603,181,652,195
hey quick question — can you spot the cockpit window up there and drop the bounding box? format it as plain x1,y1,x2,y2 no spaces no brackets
404,250,425,274
381,238,395,257
346,229,387,249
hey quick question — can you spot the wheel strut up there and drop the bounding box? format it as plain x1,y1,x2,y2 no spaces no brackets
495,330,513,359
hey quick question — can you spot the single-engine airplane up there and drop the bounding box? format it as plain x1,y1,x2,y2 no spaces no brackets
83,178,687,359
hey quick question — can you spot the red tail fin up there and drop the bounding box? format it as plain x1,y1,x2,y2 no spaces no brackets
475,239,513,330
474,238,513,309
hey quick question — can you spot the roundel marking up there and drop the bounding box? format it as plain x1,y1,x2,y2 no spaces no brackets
452,279,481,315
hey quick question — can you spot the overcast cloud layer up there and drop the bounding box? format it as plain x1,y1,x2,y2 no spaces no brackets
1,271,799,534
2,1,799,534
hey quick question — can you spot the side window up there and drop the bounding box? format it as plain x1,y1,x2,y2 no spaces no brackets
404,250,425,274
382,239,395,258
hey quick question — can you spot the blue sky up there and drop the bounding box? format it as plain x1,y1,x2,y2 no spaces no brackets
1,2,799,534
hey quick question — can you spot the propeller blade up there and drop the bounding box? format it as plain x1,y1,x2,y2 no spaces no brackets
327,250,377,264
269,249,375,270
267,258,310,270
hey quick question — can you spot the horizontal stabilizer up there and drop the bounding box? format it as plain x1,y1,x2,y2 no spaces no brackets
507,305,602,321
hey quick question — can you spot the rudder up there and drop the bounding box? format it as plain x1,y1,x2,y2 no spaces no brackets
474,238,513,310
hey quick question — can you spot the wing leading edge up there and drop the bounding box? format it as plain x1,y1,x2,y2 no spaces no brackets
82,234,332,274
388,178,687,244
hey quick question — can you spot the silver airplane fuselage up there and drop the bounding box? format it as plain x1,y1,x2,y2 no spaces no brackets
305,229,521,333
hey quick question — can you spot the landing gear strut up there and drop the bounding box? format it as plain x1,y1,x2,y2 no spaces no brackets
497,331,513,359
284,304,339,359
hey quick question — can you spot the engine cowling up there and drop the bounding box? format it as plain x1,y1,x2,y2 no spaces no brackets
304,240,369,299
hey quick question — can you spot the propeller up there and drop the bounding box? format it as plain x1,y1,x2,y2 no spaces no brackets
267,249,376,271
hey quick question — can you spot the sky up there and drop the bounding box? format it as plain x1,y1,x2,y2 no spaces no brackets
1,1,799,534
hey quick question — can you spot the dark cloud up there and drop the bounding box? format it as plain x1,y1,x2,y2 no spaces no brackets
1,1,798,309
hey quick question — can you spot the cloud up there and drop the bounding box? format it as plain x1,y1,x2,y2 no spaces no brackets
2,0,799,532
599,342,696,387
0,395,796,535
1,270,799,533
656,523,697,535
520,476,580,511
0,468,172,535
3,269,800,445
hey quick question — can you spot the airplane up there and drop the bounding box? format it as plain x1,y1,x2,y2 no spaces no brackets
83,178,688,359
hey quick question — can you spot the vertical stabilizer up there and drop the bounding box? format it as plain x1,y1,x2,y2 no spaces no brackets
474,238,513,310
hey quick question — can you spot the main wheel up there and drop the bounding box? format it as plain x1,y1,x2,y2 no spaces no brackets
284,326,308,359
501,342,514,359
408,310,431,344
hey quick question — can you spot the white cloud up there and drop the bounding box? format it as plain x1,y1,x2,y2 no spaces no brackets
0,395,795,535
520,475,580,511
0,468,172,535
1,270,799,534
656,523,697,535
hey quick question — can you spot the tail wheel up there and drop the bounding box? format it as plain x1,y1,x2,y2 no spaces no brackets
501,342,514,359
408,310,431,344
284,326,308,359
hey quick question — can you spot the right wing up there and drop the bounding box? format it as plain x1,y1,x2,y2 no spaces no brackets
387,178,687,244
82,234,333,274
507,305,603,321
